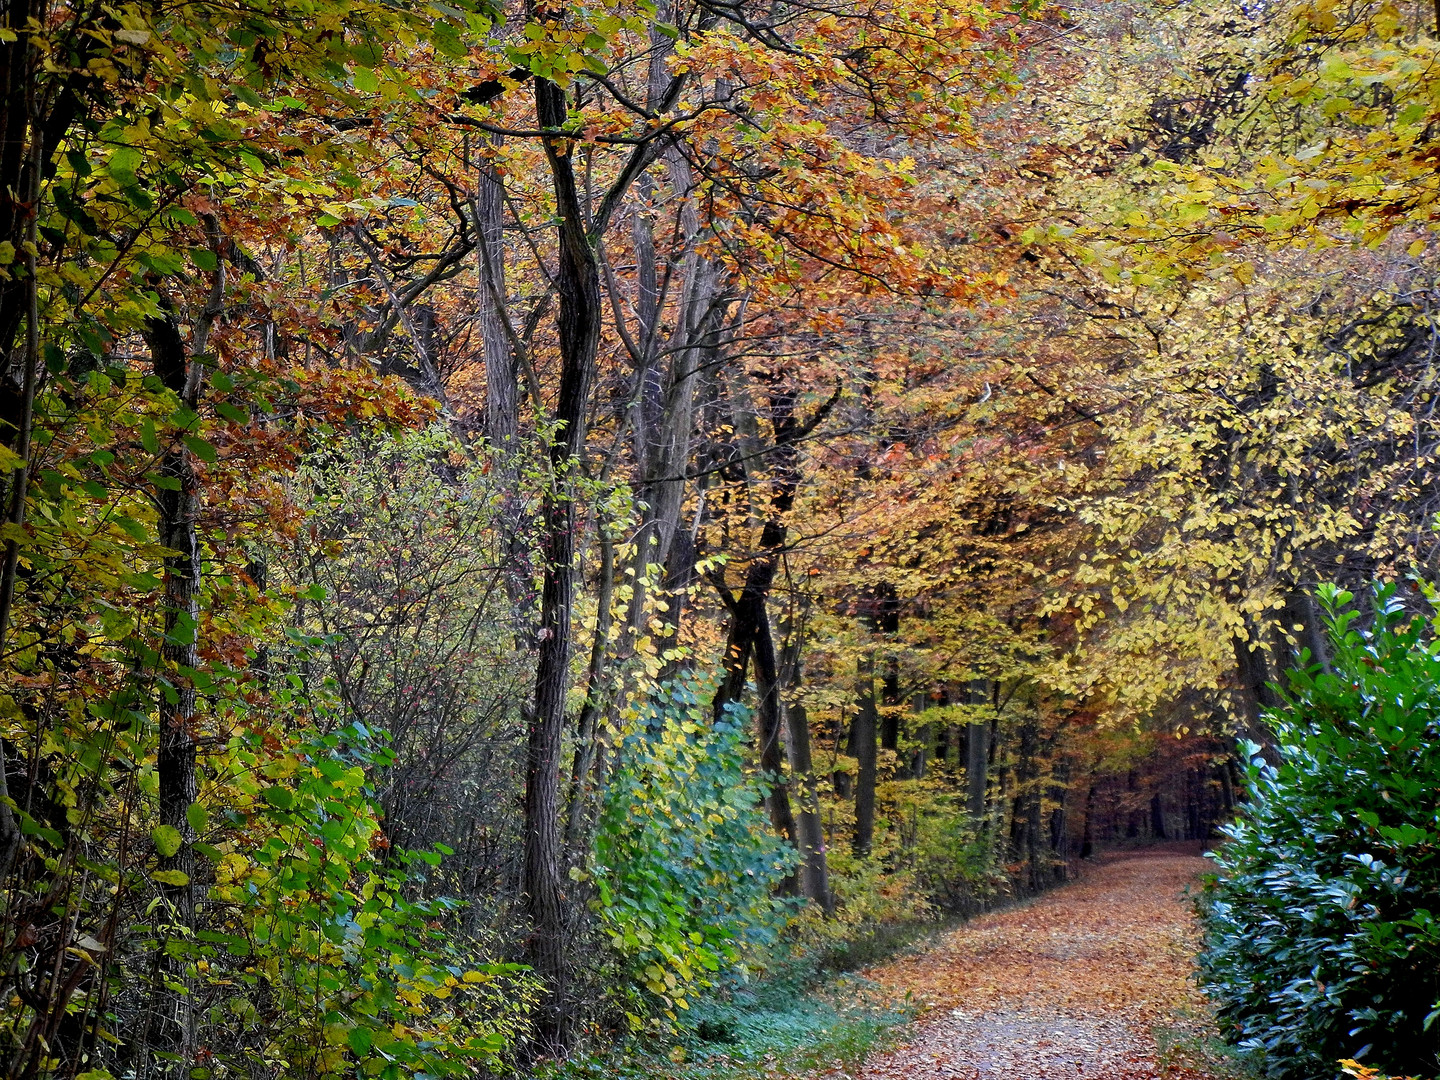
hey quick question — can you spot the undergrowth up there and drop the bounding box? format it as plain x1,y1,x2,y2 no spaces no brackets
556,971,912,1080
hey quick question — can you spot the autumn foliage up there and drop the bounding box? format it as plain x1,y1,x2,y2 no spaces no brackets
1,0,1438,1074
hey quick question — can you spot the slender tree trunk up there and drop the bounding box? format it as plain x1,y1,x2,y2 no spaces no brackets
563,530,614,858
851,656,877,858
1079,782,1095,858
0,116,38,880
711,381,836,723
522,75,603,1057
476,134,517,446
138,253,221,1076
1150,792,1167,840
625,70,713,641
1048,757,1069,880
965,700,988,823
1125,770,1141,839
753,609,798,890
783,691,831,913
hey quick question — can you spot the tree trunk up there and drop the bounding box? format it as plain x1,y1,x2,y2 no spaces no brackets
475,134,517,446
139,264,220,1076
783,692,832,913
1232,631,1280,756
1279,583,1330,674
0,116,38,881
965,703,988,823
1048,757,1069,880
1079,782,1095,858
1125,770,1141,839
563,529,614,858
753,608,798,890
522,74,603,1057
851,656,877,858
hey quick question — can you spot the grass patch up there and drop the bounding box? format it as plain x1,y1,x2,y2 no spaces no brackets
557,973,912,1080
1153,1016,1260,1080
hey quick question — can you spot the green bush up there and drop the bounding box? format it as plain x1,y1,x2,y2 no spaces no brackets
592,675,798,1028
1198,583,1440,1079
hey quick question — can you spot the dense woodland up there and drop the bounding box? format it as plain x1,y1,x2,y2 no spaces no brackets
1,0,1439,1075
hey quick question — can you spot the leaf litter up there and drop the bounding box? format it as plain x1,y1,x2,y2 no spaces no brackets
831,845,1233,1080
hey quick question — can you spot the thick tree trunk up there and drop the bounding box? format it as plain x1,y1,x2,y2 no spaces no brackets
1233,631,1280,755
1279,584,1330,674
522,75,603,1057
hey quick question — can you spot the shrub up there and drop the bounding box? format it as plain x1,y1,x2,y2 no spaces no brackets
592,676,798,1028
199,719,538,1077
1198,583,1440,1080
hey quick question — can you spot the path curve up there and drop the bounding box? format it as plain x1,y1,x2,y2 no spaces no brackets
851,845,1221,1080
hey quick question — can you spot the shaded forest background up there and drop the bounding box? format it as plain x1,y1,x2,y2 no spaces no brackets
0,0,1437,1074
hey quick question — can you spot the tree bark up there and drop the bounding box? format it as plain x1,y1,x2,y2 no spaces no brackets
475,134,518,446
782,690,831,913
522,74,603,1057
753,609,798,890
851,656,877,858
0,114,38,880
1232,631,1280,758
965,691,988,823
138,253,221,1076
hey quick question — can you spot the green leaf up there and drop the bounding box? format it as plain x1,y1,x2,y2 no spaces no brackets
152,869,190,886
214,401,249,424
347,1026,373,1055
433,22,466,56
114,515,149,544
186,802,209,834
352,66,380,93
261,786,295,811
137,249,185,275
152,825,183,857
108,146,142,186
140,419,160,456
190,248,218,271
182,435,217,463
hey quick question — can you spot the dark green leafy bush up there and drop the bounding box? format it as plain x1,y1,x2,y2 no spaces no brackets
1198,583,1440,1079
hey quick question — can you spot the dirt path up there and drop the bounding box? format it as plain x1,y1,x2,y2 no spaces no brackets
849,845,1223,1080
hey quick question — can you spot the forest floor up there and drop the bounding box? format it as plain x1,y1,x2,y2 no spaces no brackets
834,844,1246,1080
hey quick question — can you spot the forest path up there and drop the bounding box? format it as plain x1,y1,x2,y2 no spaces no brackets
846,845,1224,1080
